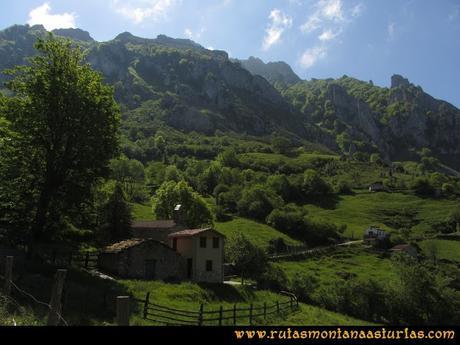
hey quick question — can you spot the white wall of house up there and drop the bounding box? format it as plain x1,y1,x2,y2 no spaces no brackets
191,233,224,283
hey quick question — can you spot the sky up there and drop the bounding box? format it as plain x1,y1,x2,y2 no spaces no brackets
0,0,459,107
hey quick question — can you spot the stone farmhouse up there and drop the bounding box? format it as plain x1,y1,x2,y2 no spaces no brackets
98,205,226,283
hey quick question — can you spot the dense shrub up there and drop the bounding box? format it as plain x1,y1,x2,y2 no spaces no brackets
237,184,283,221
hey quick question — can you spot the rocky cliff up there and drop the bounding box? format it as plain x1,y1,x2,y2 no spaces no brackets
237,56,301,90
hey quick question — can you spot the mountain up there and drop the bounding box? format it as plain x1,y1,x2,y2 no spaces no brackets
283,75,460,168
0,24,459,169
52,28,94,42
0,24,308,138
236,56,301,90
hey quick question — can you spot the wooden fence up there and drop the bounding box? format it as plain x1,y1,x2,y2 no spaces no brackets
42,251,99,270
136,291,299,326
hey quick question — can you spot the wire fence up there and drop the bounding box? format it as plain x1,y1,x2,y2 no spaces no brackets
0,265,68,326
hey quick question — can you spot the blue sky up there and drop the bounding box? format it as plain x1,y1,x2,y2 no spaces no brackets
1,0,459,107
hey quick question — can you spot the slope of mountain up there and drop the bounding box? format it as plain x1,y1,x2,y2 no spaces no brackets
237,56,301,90
283,75,460,168
1,24,459,169
52,28,94,42
0,24,308,138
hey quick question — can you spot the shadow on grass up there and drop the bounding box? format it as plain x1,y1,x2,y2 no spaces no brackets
197,282,256,303
307,194,342,210
13,260,134,325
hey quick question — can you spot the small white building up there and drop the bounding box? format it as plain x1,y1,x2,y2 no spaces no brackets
168,228,225,283
364,226,388,240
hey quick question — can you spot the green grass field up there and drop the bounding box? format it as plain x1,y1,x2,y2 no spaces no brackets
215,217,302,248
131,203,155,221
274,247,398,287
118,280,370,326
302,192,458,239
238,152,338,173
418,239,460,263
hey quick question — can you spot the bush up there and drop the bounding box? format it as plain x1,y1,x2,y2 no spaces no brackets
412,178,436,197
237,184,283,221
335,180,353,195
267,237,288,254
290,272,319,304
257,264,289,291
302,169,333,197
266,205,342,246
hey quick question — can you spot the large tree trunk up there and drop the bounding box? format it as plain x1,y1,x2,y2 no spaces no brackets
28,169,60,259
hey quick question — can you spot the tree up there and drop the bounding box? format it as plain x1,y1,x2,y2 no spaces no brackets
271,136,291,154
412,178,435,197
110,158,146,201
386,256,460,324
152,180,212,228
237,184,283,221
2,35,120,248
225,232,268,284
302,169,333,197
217,148,240,168
99,183,132,243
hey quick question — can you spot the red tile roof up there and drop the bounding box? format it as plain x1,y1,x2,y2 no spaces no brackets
102,239,147,253
391,244,413,251
168,228,225,238
101,238,176,253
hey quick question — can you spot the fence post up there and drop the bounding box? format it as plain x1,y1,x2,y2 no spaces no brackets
263,302,267,320
68,253,72,267
219,305,223,326
143,292,150,319
47,269,67,326
198,303,204,326
249,303,253,325
4,256,13,297
116,296,130,326
276,301,280,316
233,304,237,326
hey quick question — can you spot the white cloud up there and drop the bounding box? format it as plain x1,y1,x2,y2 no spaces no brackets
301,16,322,33
184,27,206,41
112,0,179,24
321,0,344,21
387,22,396,40
262,9,293,51
301,0,345,34
301,0,364,35
184,28,193,39
318,29,340,41
27,3,76,31
299,45,327,68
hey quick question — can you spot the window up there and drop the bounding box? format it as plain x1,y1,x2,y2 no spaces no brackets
200,237,207,248
173,238,177,251
206,260,213,272
213,237,219,249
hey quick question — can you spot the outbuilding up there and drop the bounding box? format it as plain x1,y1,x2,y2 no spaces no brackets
98,238,186,281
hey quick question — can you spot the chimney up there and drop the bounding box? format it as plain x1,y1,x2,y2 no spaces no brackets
173,204,185,225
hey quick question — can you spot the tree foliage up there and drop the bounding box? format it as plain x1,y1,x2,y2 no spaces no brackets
225,232,268,284
152,180,212,228
1,35,120,246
